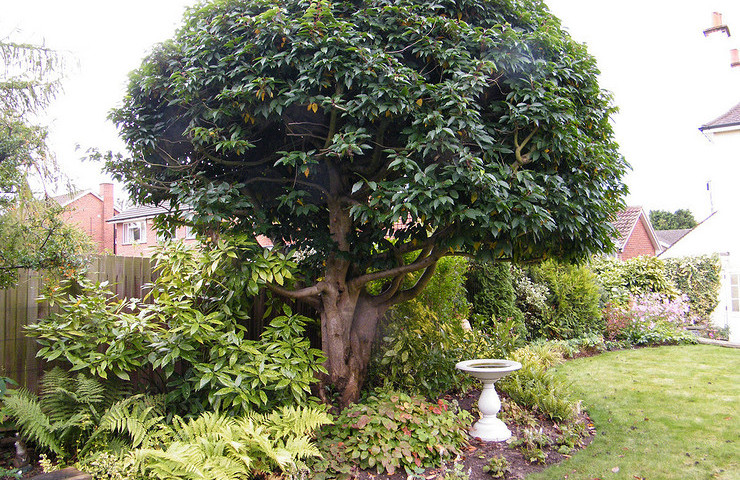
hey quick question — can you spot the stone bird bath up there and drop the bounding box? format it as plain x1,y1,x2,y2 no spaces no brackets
455,359,522,441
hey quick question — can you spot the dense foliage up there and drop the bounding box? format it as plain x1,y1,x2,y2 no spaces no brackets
467,261,524,329
662,254,721,320
528,260,602,339
368,256,521,398
590,255,677,306
106,0,628,403
314,390,471,476
131,406,331,480
649,209,697,230
2,368,159,461
26,238,325,416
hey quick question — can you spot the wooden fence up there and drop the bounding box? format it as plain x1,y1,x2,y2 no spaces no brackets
0,256,156,391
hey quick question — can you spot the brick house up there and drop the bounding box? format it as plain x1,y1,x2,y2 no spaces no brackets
106,204,198,256
107,204,273,256
612,206,662,260
53,183,118,253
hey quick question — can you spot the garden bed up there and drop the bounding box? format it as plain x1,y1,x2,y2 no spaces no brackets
347,389,596,480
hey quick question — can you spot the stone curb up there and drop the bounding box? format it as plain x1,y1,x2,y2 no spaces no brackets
695,337,740,349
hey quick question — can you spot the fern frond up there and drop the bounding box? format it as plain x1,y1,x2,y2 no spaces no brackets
262,405,332,439
4,389,64,456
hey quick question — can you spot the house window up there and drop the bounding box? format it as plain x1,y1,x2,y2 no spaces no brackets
123,221,146,244
157,228,175,243
731,274,740,312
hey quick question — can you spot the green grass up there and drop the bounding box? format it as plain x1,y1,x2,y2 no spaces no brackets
527,345,739,480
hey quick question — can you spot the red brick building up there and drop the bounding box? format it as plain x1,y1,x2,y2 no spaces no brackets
612,206,662,260
107,204,273,256
54,183,118,253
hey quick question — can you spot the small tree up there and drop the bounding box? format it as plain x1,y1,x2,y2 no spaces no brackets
0,38,92,286
649,209,697,230
107,0,627,405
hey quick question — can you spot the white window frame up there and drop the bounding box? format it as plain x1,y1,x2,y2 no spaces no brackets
122,221,146,244
731,273,740,312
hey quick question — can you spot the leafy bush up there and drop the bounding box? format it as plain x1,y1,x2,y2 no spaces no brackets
415,256,471,323
467,261,525,329
77,452,143,480
27,238,325,416
662,255,721,320
131,405,331,480
498,344,578,422
369,302,521,399
314,390,471,476
511,265,551,339
529,260,603,339
590,256,678,306
603,293,698,346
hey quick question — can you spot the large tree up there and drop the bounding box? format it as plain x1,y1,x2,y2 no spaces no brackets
109,0,628,405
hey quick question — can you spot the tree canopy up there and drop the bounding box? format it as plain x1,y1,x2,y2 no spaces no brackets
108,0,628,404
649,209,697,231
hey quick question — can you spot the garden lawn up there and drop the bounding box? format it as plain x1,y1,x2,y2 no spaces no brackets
527,345,739,480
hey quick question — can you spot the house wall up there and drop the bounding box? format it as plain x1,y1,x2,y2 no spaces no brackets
114,218,196,256
61,189,116,254
619,219,657,260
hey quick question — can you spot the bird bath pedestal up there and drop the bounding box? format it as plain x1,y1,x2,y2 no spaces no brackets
455,359,522,442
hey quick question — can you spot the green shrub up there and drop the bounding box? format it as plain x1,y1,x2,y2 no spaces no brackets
510,265,551,339
416,256,471,323
314,390,471,476
467,262,525,328
662,255,721,320
590,256,678,305
529,260,603,339
498,344,578,422
369,303,521,399
27,238,325,416
482,455,510,478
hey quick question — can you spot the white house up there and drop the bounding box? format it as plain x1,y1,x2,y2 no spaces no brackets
660,101,740,342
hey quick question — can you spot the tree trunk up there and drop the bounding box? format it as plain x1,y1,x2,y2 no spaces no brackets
319,266,386,407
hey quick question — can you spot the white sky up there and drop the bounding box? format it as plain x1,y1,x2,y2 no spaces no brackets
4,0,740,219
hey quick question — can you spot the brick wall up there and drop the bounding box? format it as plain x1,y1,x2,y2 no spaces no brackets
60,183,116,253
619,218,657,260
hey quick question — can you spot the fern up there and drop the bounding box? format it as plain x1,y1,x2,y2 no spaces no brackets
132,406,331,480
81,394,165,458
4,368,132,460
3,388,64,456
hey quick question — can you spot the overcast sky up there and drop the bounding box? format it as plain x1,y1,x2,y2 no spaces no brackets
4,0,740,219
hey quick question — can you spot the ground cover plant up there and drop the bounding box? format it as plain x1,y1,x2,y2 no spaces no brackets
528,345,739,480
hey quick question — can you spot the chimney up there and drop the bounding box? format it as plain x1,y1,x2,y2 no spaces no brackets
100,183,115,253
713,12,723,27
732,49,740,67
704,12,731,37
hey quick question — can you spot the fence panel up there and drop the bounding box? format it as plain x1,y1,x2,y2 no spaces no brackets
0,255,155,391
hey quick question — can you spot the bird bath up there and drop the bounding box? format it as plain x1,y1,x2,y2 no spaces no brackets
455,359,522,441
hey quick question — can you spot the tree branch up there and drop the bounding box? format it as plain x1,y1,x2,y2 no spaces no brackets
265,281,328,309
510,126,539,173
349,247,439,289
385,258,439,306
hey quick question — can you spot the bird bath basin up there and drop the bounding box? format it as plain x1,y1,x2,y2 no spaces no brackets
455,359,522,441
